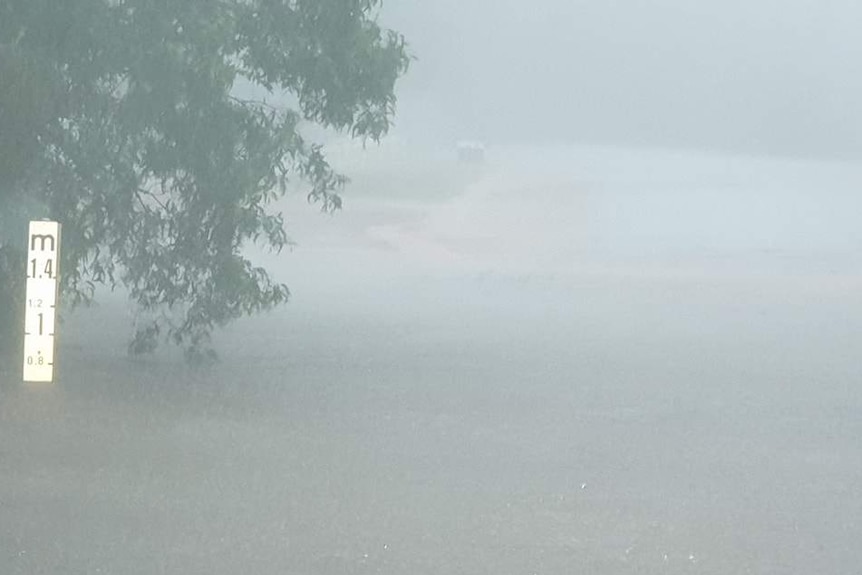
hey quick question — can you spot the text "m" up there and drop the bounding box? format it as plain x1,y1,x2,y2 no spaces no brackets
30,234,56,252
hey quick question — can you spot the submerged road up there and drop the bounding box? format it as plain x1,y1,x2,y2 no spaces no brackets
2,145,862,574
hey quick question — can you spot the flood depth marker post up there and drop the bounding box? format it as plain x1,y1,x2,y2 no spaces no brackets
23,220,61,383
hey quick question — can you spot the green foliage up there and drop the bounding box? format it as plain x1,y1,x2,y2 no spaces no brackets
0,0,409,359
0,245,25,359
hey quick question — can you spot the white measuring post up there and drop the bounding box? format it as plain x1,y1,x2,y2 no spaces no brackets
23,220,61,383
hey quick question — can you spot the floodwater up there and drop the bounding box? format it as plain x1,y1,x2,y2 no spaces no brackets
2,144,862,574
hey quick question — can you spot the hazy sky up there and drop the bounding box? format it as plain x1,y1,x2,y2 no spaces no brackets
382,0,862,158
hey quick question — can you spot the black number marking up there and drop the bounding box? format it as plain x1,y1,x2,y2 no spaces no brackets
28,259,55,279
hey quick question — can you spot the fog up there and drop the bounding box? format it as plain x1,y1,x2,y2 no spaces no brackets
384,0,862,157
3,1,862,574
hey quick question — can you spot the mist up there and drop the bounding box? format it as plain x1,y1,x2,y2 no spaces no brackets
385,0,862,158
3,1,862,574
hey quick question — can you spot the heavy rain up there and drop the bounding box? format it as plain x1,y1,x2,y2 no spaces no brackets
2,1,862,573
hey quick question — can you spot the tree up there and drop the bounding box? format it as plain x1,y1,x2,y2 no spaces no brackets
0,0,409,360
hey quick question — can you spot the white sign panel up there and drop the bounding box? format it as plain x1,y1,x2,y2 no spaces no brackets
23,221,61,382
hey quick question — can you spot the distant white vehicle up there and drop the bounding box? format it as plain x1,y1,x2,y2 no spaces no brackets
456,140,485,164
